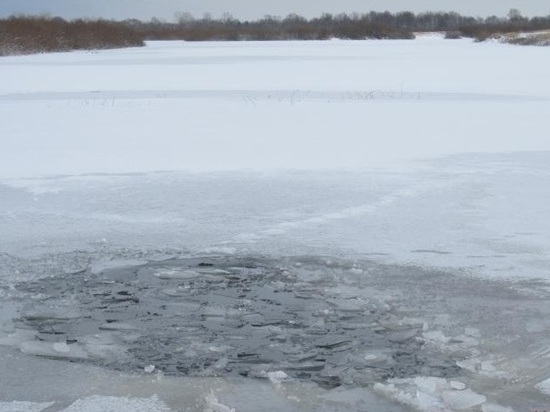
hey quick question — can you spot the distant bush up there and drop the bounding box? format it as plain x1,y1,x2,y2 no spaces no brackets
444,31,462,39
455,9,550,43
0,16,144,56
501,31,550,46
128,9,550,44
128,12,416,41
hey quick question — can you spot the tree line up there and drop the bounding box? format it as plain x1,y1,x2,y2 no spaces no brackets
0,16,143,56
1,9,550,55
129,9,550,41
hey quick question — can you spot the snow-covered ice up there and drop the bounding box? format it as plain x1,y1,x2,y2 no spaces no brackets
2,37,550,411
1,38,550,179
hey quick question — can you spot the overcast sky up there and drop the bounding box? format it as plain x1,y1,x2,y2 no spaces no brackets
1,0,549,21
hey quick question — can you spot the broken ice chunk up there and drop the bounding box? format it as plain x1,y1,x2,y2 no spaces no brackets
201,306,242,319
161,287,188,297
204,391,235,412
0,329,38,347
536,377,550,396
78,332,129,359
63,395,172,412
464,327,481,337
449,380,466,390
154,269,202,280
267,371,289,385
20,340,89,360
422,330,450,344
53,342,71,353
416,390,444,411
363,350,392,366
99,322,138,331
195,268,231,275
414,376,450,397
212,357,229,370
482,403,514,412
388,328,419,343
456,358,480,372
441,389,487,409
21,306,81,321
480,361,497,372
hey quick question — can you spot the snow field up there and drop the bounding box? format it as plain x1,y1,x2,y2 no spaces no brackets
2,38,550,179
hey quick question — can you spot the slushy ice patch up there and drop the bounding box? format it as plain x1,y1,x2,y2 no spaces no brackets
11,256,460,387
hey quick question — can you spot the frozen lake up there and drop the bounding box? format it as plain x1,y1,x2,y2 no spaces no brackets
1,37,550,411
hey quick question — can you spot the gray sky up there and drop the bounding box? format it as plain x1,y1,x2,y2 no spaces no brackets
1,0,549,21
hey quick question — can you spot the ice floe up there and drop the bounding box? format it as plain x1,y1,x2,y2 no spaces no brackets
374,376,490,411
61,395,171,412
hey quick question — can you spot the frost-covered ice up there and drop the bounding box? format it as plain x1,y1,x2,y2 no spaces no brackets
2,37,550,411
0,402,53,412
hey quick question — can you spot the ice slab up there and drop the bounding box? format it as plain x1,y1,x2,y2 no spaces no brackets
536,377,550,396
375,377,489,411
0,402,53,412
441,389,487,410
20,341,89,360
154,269,202,280
204,392,236,412
61,395,171,412
98,322,138,331
482,403,514,412
0,329,37,347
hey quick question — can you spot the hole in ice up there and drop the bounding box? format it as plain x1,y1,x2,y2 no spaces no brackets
12,255,461,389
